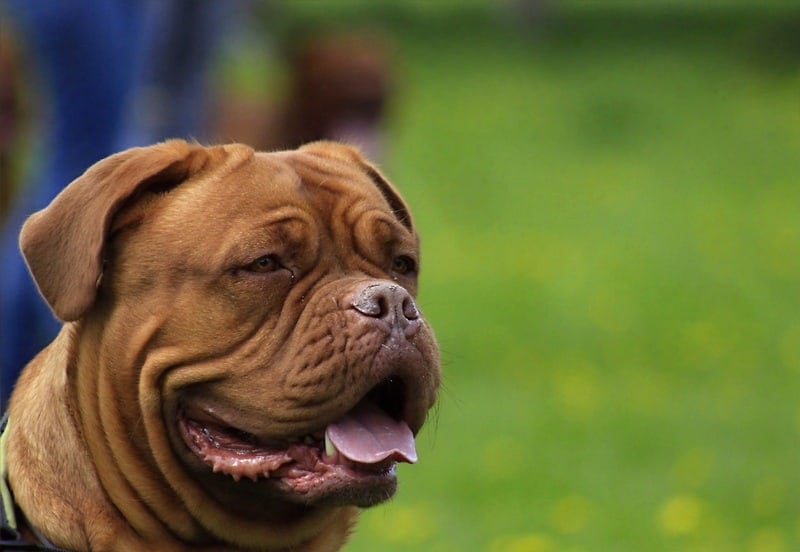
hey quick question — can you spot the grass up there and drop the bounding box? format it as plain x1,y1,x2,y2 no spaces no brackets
267,3,800,550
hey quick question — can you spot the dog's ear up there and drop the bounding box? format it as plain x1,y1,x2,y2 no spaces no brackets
298,141,414,231
19,140,216,321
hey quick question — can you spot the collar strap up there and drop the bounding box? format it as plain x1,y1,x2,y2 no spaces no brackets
1,412,18,533
1,413,68,551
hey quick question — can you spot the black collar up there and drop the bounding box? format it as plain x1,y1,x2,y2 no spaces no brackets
1,412,68,551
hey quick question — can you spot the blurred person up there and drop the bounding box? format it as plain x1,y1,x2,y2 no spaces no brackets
0,0,230,409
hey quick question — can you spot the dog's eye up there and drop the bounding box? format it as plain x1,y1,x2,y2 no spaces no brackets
392,255,416,275
247,255,281,273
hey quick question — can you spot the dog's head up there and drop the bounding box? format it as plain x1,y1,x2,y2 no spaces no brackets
19,140,440,549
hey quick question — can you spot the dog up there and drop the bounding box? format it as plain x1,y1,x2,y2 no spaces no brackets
214,32,392,162
2,140,440,551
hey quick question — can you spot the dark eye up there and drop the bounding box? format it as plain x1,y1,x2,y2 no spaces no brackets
392,255,416,275
246,254,280,273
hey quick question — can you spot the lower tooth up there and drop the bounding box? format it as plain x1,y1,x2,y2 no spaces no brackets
324,432,336,457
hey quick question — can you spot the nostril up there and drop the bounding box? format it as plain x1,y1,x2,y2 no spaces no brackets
352,284,385,318
402,296,419,321
376,295,389,318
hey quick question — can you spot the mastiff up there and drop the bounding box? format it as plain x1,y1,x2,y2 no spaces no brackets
2,140,440,551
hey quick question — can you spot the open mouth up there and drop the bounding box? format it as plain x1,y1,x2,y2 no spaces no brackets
178,376,416,493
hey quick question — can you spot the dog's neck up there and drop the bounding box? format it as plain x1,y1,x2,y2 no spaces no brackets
6,326,105,550
1,412,67,550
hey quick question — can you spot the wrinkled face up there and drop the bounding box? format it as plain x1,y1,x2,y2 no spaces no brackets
92,150,440,524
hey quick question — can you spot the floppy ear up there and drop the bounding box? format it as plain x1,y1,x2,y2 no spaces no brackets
298,141,414,231
19,140,213,321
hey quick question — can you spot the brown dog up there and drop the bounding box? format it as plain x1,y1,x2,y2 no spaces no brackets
214,32,392,162
4,140,440,551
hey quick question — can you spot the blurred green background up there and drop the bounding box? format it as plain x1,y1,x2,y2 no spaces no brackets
264,1,800,551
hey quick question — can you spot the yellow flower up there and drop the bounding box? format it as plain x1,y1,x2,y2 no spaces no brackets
749,527,785,552
550,495,592,534
657,494,704,536
488,533,556,552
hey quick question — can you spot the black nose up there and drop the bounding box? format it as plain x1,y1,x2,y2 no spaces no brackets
351,282,420,333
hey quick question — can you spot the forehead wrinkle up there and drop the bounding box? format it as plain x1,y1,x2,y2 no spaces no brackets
286,162,397,245
256,150,415,270
243,154,304,199
276,151,387,205
124,158,311,270
292,164,416,246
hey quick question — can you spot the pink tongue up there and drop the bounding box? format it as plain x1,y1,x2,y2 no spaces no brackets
325,403,417,464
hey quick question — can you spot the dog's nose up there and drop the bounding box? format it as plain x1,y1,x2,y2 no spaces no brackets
352,282,420,333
